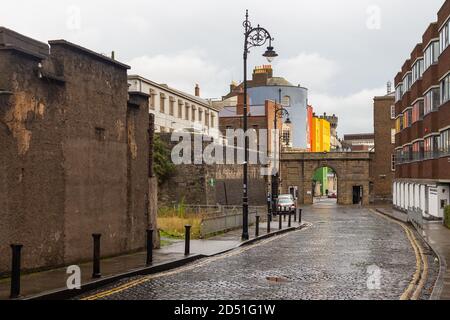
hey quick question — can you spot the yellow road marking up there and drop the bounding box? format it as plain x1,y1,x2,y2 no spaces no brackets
369,209,427,300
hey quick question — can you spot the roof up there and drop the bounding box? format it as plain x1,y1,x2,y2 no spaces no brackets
128,74,217,111
266,77,294,86
48,40,130,70
0,26,49,60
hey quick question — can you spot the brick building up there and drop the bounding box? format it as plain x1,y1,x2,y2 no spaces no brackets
372,92,396,203
393,0,450,219
218,91,283,153
0,27,157,274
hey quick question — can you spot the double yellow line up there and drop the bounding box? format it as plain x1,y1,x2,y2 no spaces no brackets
369,209,428,300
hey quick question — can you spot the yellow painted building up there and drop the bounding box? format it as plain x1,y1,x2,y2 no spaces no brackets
311,117,331,152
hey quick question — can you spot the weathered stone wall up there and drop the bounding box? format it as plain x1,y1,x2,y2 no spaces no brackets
158,133,267,207
0,30,154,274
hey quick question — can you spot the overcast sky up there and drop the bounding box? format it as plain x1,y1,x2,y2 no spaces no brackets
0,0,444,135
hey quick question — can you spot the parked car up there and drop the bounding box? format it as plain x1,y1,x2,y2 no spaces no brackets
276,197,296,215
278,194,295,201
328,193,337,199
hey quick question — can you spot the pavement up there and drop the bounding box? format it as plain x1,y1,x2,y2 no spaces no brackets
76,204,431,300
377,206,450,300
0,218,299,300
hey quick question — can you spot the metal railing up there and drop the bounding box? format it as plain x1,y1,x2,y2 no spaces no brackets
407,206,423,230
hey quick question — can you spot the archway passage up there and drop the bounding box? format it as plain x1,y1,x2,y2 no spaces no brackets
312,166,338,205
280,152,372,206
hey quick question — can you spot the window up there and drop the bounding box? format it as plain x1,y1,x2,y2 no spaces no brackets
282,130,291,145
424,87,440,114
412,141,424,161
395,116,402,132
185,104,190,120
441,73,450,105
440,129,450,156
390,105,396,119
281,96,291,107
160,94,166,113
149,90,156,110
191,106,196,121
198,109,203,122
412,100,424,123
403,109,412,128
402,73,412,94
395,148,403,164
205,111,209,126
424,41,439,70
424,135,440,159
169,97,175,116
391,129,396,144
395,84,403,102
391,154,396,171
210,114,215,128
412,59,424,84
440,21,449,54
178,100,183,119
403,145,412,162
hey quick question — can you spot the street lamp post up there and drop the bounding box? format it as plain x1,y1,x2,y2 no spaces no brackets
271,95,291,219
242,10,278,240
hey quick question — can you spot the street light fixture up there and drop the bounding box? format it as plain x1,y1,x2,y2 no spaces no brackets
241,10,277,240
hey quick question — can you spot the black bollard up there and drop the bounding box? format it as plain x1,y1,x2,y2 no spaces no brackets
279,212,282,230
10,244,23,299
255,215,260,237
294,209,297,222
267,213,271,234
92,234,101,279
288,211,292,228
299,209,303,224
146,229,153,266
184,225,191,256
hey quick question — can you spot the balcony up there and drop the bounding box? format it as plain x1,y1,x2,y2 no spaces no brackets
421,64,438,93
422,157,439,179
400,126,412,146
410,79,423,102
440,100,450,128
423,111,439,134
410,120,424,141
401,91,411,113
438,156,450,180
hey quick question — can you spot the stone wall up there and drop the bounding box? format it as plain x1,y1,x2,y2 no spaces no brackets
158,133,267,207
0,28,156,274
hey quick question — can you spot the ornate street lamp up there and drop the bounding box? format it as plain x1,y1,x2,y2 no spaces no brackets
241,10,277,240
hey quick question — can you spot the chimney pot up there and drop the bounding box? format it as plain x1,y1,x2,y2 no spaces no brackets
195,84,200,97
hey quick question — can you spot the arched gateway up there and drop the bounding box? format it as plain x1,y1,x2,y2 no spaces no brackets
280,151,372,205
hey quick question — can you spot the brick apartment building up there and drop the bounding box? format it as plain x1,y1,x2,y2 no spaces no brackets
393,0,450,219
0,27,157,274
372,92,396,203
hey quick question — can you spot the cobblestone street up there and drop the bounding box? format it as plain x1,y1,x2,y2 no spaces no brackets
78,205,432,300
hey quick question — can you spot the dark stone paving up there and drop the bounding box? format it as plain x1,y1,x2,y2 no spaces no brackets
78,206,421,300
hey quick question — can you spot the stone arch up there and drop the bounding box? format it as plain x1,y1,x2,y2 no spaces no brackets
280,152,372,206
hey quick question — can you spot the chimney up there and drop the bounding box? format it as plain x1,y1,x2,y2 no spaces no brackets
195,84,200,97
111,51,115,60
